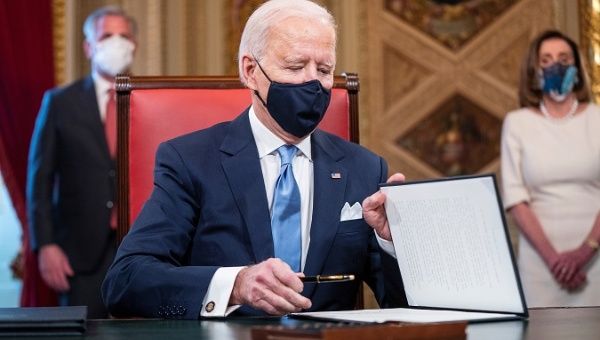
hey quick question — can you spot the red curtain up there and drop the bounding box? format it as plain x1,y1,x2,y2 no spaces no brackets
0,0,58,306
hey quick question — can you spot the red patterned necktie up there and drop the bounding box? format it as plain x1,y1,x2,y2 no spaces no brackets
105,89,117,158
105,88,117,229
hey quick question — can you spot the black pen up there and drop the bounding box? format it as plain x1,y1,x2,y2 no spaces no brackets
300,274,355,283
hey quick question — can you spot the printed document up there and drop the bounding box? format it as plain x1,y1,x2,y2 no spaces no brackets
294,175,527,324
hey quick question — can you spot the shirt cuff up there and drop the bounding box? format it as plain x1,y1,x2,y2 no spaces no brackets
200,266,245,317
375,232,397,259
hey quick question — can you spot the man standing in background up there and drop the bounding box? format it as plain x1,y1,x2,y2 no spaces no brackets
27,6,137,318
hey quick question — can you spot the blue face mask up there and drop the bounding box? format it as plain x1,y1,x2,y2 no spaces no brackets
253,58,331,138
539,63,578,102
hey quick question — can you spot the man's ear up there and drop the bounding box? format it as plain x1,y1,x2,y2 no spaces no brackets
83,40,92,59
241,54,258,90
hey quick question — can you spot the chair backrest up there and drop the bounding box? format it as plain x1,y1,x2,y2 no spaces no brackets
116,74,359,244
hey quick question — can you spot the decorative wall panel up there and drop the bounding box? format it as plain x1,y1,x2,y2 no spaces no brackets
398,95,501,176
383,46,433,110
385,0,518,50
365,0,554,179
482,31,531,89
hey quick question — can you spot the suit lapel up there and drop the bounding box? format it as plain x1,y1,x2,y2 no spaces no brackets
303,130,347,299
221,121,349,280
220,111,274,263
79,76,111,162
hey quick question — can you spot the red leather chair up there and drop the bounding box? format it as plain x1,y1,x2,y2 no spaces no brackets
115,74,360,243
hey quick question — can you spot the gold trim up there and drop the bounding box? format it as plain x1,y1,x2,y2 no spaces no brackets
580,0,600,102
52,0,66,85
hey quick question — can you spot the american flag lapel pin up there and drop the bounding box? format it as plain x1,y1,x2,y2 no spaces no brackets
331,172,341,179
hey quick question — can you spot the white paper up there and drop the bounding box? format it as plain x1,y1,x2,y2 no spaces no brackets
295,308,517,323
381,175,525,314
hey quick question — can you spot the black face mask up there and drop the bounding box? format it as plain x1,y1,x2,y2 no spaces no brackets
253,58,331,138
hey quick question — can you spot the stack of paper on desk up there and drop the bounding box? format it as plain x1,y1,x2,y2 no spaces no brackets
296,307,518,324
295,175,528,324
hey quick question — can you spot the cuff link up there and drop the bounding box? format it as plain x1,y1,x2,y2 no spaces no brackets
205,301,215,313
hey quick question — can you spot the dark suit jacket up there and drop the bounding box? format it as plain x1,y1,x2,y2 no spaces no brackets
102,110,406,319
27,75,116,274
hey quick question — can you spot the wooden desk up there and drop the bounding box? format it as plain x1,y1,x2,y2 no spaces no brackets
33,307,600,340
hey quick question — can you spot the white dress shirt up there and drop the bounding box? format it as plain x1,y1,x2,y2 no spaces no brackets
201,107,395,317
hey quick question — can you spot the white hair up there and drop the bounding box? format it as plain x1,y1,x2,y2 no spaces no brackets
238,0,336,83
83,5,137,42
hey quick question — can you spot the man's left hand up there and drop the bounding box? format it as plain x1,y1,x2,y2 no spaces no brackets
362,173,405,241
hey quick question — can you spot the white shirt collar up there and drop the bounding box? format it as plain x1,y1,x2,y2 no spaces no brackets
248,106,312,161
92,71,113,96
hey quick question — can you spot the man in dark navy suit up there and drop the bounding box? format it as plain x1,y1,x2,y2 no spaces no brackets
102,0,406,319
27,6,137,318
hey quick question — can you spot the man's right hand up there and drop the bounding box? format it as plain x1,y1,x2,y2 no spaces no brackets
229,258,311,315
38,244,74,292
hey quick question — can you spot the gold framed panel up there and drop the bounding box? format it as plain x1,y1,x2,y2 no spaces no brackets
579,0,600,102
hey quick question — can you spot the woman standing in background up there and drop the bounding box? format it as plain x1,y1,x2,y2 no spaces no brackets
501,30,600,307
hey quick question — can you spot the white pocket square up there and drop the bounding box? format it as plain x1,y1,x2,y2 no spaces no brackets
340,202,363,221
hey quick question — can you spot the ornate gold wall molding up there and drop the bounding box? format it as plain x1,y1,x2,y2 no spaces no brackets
365,0,554,180
580,0,600,102
51,0,66,85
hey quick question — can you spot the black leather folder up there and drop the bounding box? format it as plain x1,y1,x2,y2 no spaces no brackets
0,306,86,337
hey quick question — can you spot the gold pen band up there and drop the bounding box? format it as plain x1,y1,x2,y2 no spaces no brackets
301,274,355,283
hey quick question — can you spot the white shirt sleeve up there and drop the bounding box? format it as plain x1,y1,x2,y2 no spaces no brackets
200,266,245,317
500,114,531,209
375,232,397,258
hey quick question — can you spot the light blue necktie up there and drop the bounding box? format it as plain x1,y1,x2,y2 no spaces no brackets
271,145,301,272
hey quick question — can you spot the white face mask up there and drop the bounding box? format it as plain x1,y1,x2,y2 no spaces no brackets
92,35,135,77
